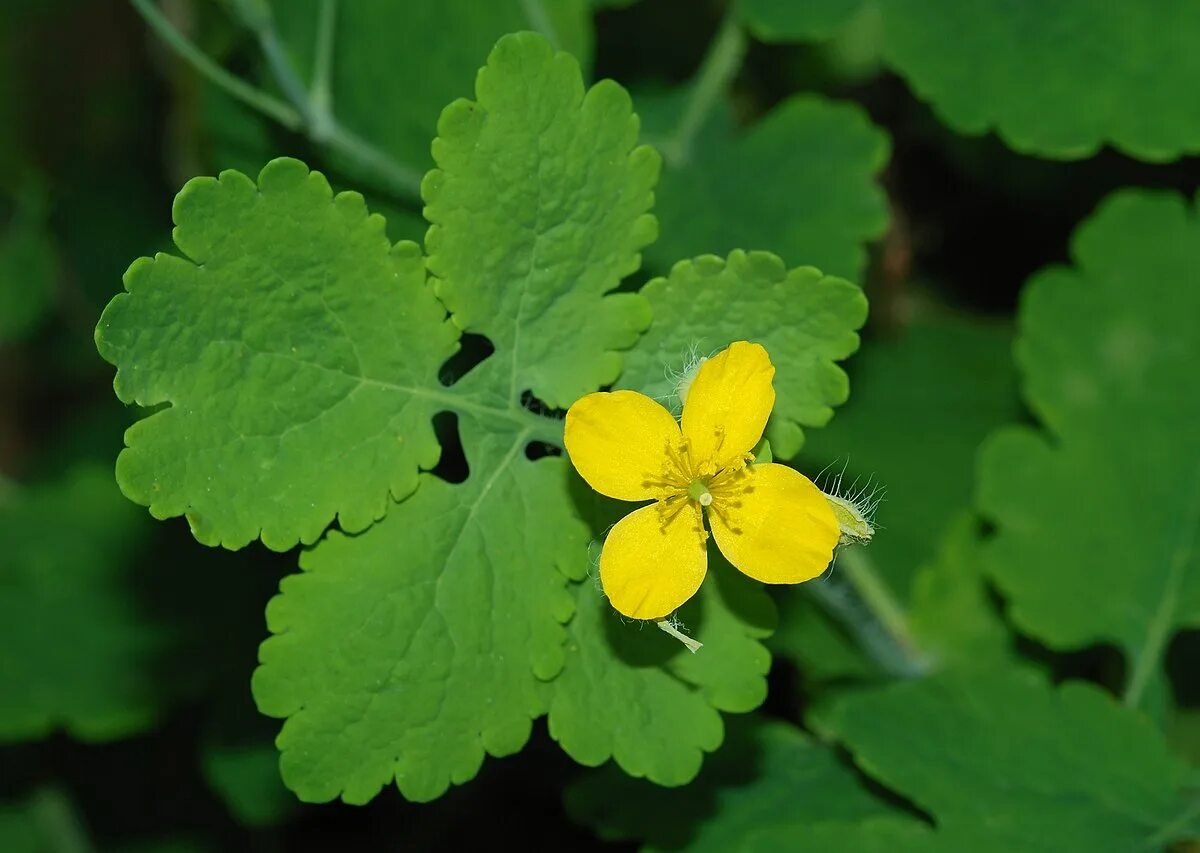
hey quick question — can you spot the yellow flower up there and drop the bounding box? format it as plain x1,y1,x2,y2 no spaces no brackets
565,341,839,620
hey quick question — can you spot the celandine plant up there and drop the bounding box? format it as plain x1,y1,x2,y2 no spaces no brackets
95,33,868,803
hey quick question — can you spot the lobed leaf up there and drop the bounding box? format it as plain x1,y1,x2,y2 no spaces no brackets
424,31,658,409
877,0,1200,161
96,158,459,551
977,190,1200,708
548,544,776,787
646,95,889,282
253,423,587,803
617,250,867,459
824,668,1197,850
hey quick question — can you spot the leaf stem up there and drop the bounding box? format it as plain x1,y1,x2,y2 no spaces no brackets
520,0,561,50
130,0,301,131
309,0,338,132
130,0,423,203
30,788,93,853
663,5,747,166
808,546,930,677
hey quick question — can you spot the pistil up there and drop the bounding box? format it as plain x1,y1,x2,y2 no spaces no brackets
687,478,714,506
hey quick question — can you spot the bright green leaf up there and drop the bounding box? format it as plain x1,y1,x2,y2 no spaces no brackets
617,250,867,459
98,31,653,551
549,542,776,787
565,715,923,851
96,157,460,551
877,0,1200,161
741,0,866,42
424,31,657,409
252,427,588,804
977,190,1200,710
0,466,165,742
825,668,1197,851
646,95,889,281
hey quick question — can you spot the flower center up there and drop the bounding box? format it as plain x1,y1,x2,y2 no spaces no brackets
687,478,713,506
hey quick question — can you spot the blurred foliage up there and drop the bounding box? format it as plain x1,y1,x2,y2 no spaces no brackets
3,0,1200,849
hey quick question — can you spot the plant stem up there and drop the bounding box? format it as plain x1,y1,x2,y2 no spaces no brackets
807,546,930,677
520,0,561,50
130,0,423,202
309,0,338,134
662,5,747,167
130,0,300,131
31,788,93,853
323,122,426,200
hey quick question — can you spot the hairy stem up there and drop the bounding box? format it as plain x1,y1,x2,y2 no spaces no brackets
662,6,747,167
130,0,423,202
131,0,300,130
807,547,930,677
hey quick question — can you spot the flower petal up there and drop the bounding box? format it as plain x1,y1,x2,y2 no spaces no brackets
682,341,775,473
600,501,708,620
565,391,684,502
708,462,837,584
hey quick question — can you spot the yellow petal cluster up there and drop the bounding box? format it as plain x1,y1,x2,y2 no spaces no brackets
565,341,838,620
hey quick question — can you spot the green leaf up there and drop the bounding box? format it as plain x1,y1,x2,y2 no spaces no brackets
0,466,165,742
770,316,1020,681
877,0,1200,161
201,740,293,827
565,715,922,851
906,513,1016,672
253,427,587,804
740,0,866,42
0,801,38,853
824,668,1198,851
277,0,594,176
803,316,1019,592
548,541,776,787
0,206,56,345
96,158,460,551
424,31,657,408
617,250,867,459
646,95,889,281
98,32,658,551
977,190,1200,710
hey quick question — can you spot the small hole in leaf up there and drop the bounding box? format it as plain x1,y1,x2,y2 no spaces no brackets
519,389,564,419
428,411,468,483
438,333,495,387
524,441,561,461
1167,630,1200,707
